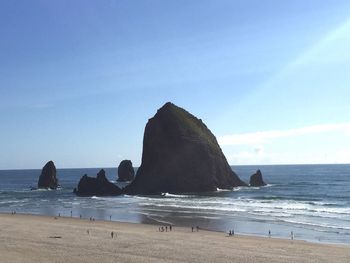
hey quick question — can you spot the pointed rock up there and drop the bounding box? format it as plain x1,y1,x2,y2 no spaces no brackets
125,102,246,194
249,169,266,186
74,169,122,196
117,160,135,182
38,161,59,189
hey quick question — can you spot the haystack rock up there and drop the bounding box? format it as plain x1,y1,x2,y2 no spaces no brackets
117,160,135,182
38,161,59,189
249,169,266,187
73,169,122,196
124,102,247,194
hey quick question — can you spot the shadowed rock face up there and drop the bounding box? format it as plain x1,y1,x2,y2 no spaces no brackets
124,102,247,194
38,161,58,189
73,169,122,196
249,170,266,187
117,160,135,182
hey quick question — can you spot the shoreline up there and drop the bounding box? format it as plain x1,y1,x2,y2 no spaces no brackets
1,213,349,263
1,164,349,246
2,211,349,247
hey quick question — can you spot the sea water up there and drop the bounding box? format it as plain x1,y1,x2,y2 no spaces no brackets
0,164,349,245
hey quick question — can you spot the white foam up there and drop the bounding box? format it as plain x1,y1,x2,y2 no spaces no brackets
216,188,231,192
163,193,193,198
282,219,350,231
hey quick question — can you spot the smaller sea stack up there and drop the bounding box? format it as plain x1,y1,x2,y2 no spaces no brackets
38,161,59,189
74,169,122,197
117,160,135,182
249,169,266,187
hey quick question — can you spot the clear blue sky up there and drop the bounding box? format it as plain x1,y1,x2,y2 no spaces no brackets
1,0,350,169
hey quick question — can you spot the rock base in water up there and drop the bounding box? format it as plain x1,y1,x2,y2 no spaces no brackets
38,161,59,189
117,160,135,182
74,169,122,196
249,170,266,187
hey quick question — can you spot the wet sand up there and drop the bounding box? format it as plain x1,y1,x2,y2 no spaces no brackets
0,213,349,263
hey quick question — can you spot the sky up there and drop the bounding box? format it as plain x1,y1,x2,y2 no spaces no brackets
1,0,350,169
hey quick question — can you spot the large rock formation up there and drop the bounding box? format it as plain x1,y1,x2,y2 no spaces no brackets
117,160,135,182
74,169,122,196
38,161,59,189
249,169,266,186
124,102,246,194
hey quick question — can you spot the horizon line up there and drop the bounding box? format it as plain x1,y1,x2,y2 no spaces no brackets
1,162,350,171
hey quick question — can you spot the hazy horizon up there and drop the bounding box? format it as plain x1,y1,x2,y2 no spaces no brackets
2,163,350,172
1,0,350,169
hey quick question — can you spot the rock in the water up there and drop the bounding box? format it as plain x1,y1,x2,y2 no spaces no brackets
249,169,266,186
117,160,135,182
73,169,122,196
38,161,59,189
124,102,247,194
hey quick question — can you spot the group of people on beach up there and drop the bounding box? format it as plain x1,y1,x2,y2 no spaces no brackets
228,229,234,236
57,211,96,222
191,226,200,232
11,210,297,241
158,225,172,232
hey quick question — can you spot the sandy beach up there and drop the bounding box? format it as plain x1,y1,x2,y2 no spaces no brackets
0,213,349,263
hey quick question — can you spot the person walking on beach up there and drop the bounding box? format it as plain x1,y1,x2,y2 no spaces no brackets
111,231,114,238
192,226,194,232
291,231,294,240
268,230,271,238
169,225,172,231
165,226,168,232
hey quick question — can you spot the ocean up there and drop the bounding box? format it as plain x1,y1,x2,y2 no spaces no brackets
0,164,349,245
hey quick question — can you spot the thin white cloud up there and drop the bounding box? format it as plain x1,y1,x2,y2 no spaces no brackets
225,149,350,165
218,123,350,146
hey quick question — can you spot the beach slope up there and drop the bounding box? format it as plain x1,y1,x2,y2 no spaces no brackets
0,214,349,263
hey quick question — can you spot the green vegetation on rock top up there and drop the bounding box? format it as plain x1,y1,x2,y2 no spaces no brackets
158,102,221,150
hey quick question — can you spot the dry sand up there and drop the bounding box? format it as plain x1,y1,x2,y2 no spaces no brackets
0,213,349,263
